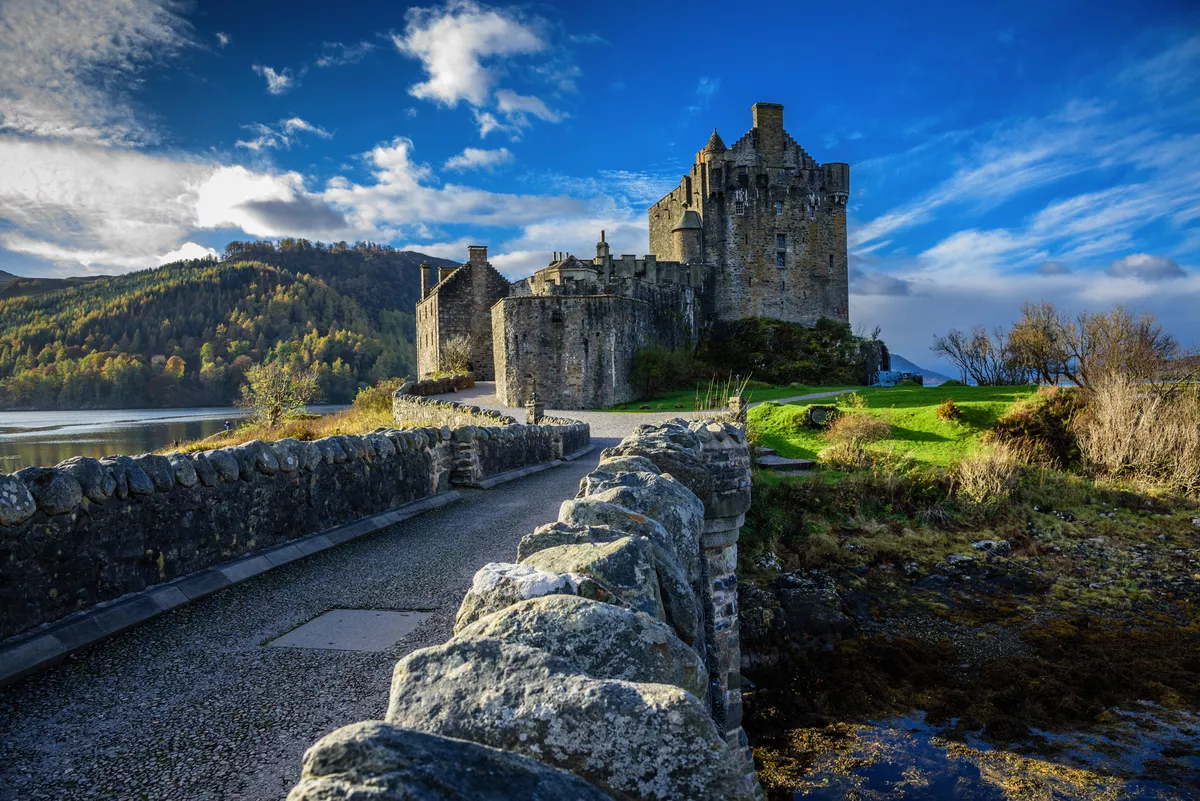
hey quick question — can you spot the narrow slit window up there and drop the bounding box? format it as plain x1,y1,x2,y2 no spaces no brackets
776,251,786,267
829,254,835,272
775,201,784,215
776,234,786,249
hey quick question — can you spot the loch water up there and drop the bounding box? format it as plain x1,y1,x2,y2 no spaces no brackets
0,405,347,472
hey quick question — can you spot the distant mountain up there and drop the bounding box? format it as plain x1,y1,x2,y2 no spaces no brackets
0,273,107,300
890,353,955,385
0,241,457,410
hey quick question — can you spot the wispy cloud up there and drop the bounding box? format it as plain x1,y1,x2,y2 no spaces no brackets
443,146,513,171
315,41,376,68
0,0,192,145
252,64,299,95
235,117,332,151
215,31,230,48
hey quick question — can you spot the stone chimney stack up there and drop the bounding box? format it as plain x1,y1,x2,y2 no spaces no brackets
752,102,785,168
438,265,454,283
420,262,432,298
468,245,488,267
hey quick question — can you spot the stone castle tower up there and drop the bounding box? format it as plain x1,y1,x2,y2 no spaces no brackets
649,103,850,326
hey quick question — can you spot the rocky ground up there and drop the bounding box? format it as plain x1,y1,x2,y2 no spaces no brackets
739,484,1200,800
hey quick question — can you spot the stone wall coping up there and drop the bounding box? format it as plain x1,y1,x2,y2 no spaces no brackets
0,492,463,687
397,373,475,397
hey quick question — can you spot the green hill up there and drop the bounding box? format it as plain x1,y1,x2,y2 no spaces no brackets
0,240,456,409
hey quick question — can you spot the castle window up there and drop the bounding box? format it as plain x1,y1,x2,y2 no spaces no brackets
829,254,835,272
775,201,783,215
738,166,747,177
776,234,786,249
776,251,786,268
734,200,745,215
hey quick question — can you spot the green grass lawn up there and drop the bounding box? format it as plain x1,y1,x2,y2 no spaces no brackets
602,383,859,413
748,384,1037,466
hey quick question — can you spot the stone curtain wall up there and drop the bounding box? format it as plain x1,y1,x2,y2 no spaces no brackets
288,419,764,801
0,432,454,641
395,373,474,396
1,409,589,643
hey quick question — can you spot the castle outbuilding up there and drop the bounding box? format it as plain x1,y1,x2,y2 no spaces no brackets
416,102,851,408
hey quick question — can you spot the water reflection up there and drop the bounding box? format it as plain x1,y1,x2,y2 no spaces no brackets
0,406,347,472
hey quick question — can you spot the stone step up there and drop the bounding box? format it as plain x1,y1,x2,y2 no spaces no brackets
753,447,778,457
755,454,815,471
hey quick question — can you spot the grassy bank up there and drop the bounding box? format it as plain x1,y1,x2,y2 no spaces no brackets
749,384,1036,465
604,382,858,413
740,383,1200,799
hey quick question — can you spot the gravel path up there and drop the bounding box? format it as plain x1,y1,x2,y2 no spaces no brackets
0,384,843,801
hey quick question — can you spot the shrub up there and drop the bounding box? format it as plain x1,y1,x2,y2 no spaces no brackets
992,386,1083,467
936,398,964,422
439,335,472,375
895,378,921,387
939,379,965,387
238,363,320,427
1074,374,1200,495
954,442,1022,506
818,440,876,471
631,346,697,398
837,391,869,413
351,378,406,415
826,413,892,446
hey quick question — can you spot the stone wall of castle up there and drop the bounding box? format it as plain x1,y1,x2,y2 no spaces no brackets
415,247,510,380
493,278,697,409
649,103,850,327
288,419,764,801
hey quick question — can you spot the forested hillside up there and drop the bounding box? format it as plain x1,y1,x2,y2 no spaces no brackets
0,241,457,409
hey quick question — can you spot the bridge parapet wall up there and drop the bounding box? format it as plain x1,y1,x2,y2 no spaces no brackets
288,418,763,801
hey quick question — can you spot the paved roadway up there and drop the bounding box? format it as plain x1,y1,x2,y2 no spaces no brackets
0,384,846,801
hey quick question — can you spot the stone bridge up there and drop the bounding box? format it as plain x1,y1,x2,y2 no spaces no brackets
0,384,771,800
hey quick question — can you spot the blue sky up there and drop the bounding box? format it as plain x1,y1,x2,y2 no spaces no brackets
0,0,1197,365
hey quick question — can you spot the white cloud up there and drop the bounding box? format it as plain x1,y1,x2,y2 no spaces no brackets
1035,260,1070,275
393,1,568,138
394,0,544,106
252,64,298,95
315,41,375,68
236,117,332,150
160,241,218,263
215,31,230,48
443,147,513,171
1105,253,1186,281
0,0,191,144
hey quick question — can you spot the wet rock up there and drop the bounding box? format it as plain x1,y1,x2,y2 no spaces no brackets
17,467,83,515
166,452,198,488
454,563,591,632
385,639,750,801
971,539,1011,556
132,454,174,492
0,474,37,525
456,595,708,699
288,721,614,801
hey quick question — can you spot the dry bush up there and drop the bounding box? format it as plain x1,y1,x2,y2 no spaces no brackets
1074,374,1200,495
438,335,472,375
817,440,876,471
826,412,892,445
936,398,963,422
954,441,1023,506
991,385,1083,467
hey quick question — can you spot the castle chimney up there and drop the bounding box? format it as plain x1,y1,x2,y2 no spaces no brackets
438,265,454,283
420,262,432,298
467,245,487,267
752,102,785,168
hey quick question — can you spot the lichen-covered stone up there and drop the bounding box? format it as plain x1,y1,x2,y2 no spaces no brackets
192,453,218,488
166,452,198,488
600,437,712,508
206,449,239,483
385,639,750,801
17,467,83,515
109,455,154,496
577,471,704,584
56,456,115,504
594,454,659,476
517,521,624,562
132,454,174,492
560,497,697,587
456,595,707,699
270,441,299,473
454,562,592,633
365,433,395,459
288,721,614,801
0,474,36,525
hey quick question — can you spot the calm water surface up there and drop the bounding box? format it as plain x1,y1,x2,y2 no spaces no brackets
0,406,346,472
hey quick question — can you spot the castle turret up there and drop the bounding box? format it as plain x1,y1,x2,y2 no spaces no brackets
420,262,432,298
821,162,850,206
596,229,612,281
673,209,703,263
